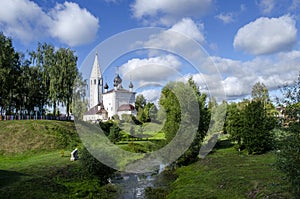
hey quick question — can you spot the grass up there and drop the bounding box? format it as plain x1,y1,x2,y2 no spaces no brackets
0,120,80,155
167,139,292,199
1,120,291,198
0,120,117,198
0,150,117,199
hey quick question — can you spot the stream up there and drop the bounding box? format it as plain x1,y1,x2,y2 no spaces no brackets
111,164,167,199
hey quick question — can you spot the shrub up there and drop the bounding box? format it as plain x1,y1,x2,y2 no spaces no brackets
80,147,115,184
276,122,300,196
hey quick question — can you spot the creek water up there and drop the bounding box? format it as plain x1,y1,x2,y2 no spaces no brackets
112,164,167,199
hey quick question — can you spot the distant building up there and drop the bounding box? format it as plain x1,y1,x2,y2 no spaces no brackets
83,53,136,122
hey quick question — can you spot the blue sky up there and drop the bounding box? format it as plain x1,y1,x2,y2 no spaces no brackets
0,0,299,102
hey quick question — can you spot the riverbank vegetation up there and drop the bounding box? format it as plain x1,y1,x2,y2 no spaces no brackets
1,31,300,198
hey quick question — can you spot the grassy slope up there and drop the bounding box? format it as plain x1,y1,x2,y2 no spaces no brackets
0,120,80,155
0,120,116,199
167,140,291,199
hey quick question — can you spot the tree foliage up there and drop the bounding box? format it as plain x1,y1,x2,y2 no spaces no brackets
135,94,146,112
159,77,210,166
251,82,269,102
243,100,274,154
276,72,300,196
226,83,276,154
80,147,115,184
0,33,82,119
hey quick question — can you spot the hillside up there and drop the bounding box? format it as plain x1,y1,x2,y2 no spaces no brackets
0,120,81,155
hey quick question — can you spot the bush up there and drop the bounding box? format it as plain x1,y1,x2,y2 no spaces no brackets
121,114,133,123
80,147,115,184
276,122,300,196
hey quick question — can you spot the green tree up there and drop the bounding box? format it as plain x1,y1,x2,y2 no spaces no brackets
0,32,21,115
276,72,300,196
243,100,275,154
108,123,121,144
72,74,88,119
54,48,78,118
159,78,210,166
135,94,146,112
225,103,245,149
30,43,56,115
251,82,269,102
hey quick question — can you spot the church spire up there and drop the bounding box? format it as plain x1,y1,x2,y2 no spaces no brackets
90,52,102,79
89,52,103,108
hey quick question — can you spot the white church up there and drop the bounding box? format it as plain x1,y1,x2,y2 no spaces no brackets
83,53,136,122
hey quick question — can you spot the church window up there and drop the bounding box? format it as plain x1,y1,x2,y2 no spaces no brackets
91,80,92,85
94,79,96,85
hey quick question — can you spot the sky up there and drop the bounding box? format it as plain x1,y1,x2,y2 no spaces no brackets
0,0,299,103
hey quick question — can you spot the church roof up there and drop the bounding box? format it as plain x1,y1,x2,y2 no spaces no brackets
84,103,107,115
105,88,135,94
90,53,102,78
117,104,135,111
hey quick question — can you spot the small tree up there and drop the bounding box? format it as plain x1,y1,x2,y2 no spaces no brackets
243,100,275,154
226,103,245,149
108,123,121,144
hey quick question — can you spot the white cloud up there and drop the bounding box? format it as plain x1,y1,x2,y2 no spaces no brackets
210,51,300,98
233,15,297,55
49,2,99,46
139,89,161,103
170,18,205,43
0,0,99,46
131,0,213,25
257,0,276,14
142,18,207,61
120,55,182,84
0,0,51,43
215,13,234,24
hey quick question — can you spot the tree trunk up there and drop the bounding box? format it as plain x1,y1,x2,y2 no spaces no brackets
66,100,70,120
53,101,56,117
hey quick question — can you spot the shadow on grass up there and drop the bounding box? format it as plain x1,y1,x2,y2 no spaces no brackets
214,139,234,150
0,170,29,187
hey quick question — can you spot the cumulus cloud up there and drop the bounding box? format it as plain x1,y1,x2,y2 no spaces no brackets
141,18,207,63
210,51,300,98
170,18,205,43
0,0,99,46
0,0,51,43
144,18,205,49
131,0,213,25
49,2,99,46
233,15,297,55
120,54,182,84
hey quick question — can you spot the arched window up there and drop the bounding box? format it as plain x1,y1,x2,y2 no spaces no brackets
94,79,96,85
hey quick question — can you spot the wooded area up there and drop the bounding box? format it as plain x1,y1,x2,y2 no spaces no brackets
0,32,83,119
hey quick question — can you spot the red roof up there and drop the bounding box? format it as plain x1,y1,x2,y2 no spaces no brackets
84,103,107,115
117,104,135,111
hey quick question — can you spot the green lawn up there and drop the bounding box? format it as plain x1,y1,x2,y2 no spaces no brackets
0,120,116,199
167,140,291,199
0,150,117,199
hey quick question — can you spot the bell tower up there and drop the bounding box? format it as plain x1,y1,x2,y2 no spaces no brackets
89,52,103,108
